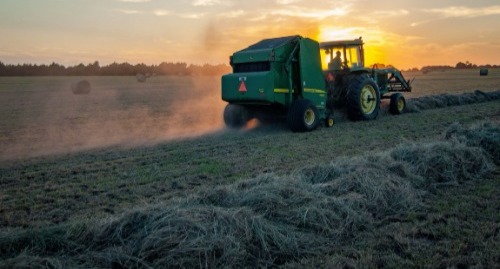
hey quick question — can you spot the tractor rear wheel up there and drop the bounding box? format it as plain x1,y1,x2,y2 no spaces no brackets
287,99,319,132
223,104,249,129
389,93,406,115
346,75,380,121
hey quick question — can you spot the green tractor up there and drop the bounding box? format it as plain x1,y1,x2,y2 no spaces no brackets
221,35,411,132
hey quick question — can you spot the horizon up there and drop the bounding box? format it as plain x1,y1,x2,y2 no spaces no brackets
1,0,500,70
1,59,499,72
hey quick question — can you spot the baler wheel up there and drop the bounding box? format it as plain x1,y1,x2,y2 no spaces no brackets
223,104,249,129
389,93,406,115
325,112,334,128
287,99,319,132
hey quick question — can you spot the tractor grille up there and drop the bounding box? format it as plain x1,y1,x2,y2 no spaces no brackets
234,62,270,73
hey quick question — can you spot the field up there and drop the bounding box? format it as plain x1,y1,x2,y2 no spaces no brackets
0,69,499,268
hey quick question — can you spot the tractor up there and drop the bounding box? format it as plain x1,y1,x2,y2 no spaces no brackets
221,35,412,132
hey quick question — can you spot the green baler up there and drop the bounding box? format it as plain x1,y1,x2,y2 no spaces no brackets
222,36,330,132
222,35,411,132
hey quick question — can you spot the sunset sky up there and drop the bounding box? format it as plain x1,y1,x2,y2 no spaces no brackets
1,0,499,69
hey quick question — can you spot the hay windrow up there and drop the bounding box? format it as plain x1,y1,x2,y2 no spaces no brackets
443,121,500,164
0,122,498,268
406,90,500,113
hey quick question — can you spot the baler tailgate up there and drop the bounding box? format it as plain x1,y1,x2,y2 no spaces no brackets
221,72,274,103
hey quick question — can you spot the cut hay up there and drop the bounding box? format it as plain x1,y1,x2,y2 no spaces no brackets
406,90,500,113
0,122,498,268
444,122,500,164
480,68,488,76
71,80,91,95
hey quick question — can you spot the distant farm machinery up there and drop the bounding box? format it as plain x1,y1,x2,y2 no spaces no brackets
222,36,412,132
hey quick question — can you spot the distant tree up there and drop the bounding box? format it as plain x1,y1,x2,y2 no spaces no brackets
371,63,386,68
157,62,188,75
48,62,66,75
456,61,475,69
421,65,454,72
456,62,466,69
87,61,100,75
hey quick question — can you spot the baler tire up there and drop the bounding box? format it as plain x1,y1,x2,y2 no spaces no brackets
346,75,380,121
325,112,334,128
287,99,319,132
389,93,406,115
223,104,249,129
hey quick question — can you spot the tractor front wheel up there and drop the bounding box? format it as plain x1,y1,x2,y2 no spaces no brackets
346,75,380,121
287,99,319,132
389,93,406,115
223,104,249,129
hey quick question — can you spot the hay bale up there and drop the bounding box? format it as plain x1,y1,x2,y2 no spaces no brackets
136,73,147,82
71,80,91,94
480,69,488,76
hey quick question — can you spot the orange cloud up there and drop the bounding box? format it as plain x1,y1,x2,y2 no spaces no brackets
426,5,500,18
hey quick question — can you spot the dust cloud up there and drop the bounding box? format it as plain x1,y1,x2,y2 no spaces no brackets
0,76,227,161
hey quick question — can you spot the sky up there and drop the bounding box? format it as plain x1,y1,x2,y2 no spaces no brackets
0,0,499,69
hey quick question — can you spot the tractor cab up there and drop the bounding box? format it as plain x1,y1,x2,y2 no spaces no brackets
320,37,365,72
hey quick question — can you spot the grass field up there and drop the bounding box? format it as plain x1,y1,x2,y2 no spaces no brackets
0,69,499,161
0,76,225,161
0,69,499,268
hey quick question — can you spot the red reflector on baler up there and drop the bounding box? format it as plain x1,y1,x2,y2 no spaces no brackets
238,81,247,92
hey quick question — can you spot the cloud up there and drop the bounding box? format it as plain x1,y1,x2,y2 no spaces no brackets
410,19,434,27
179,13,206,19
192,0,229,6
276,0,302,4
117,9,142,14
411,5,500,27
271,6,349,19
117,0,151,2
248,15,267,22
374,9,409,17
154,9,171,16
425,5,500,18
217,10,245,18
319,27,362,41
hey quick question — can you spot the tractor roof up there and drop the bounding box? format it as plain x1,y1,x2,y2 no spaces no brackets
319,37,364,48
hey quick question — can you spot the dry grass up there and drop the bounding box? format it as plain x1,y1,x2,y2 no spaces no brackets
0,122,497,268
0,72,499,267
444,121,500,164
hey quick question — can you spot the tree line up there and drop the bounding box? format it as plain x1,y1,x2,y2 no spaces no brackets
406,61,499,72
1,60,497,76
0,61,231,76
